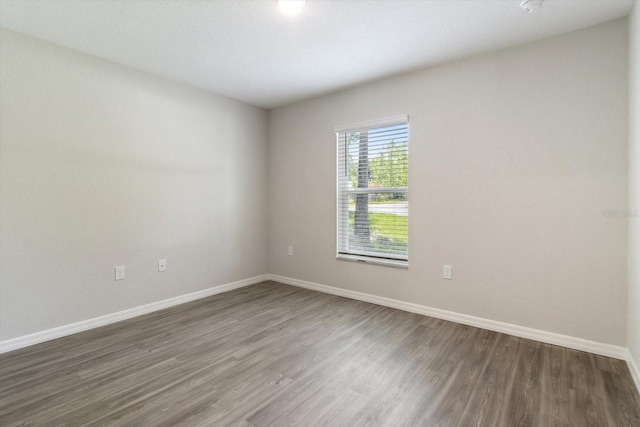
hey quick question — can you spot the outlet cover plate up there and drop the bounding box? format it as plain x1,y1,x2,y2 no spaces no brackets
443,265,452,280
115,266,125,281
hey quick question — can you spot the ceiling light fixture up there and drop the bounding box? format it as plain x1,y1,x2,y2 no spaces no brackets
521,0,543,13
279,0,305,15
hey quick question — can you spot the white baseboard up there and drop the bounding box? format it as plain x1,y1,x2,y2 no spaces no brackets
3,273,638,396
627,349,640,395
0,274,269,354
268,274,628,361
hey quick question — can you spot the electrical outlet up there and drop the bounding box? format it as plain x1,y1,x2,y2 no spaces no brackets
115,266,125,281
288,245,293,256
158,259,167,272
443,265,452,280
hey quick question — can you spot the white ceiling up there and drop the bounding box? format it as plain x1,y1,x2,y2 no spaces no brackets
0,0,634,109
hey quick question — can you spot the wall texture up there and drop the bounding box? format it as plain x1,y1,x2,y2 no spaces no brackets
0,29,269,341
629,3,640,374
268,19,629,346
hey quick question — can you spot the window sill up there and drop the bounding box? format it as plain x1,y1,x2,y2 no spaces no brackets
337,254,408,269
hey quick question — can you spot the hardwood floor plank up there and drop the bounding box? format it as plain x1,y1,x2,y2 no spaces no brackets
539,343,571,426
499,339,544,426
456,333,518,427
1,281,639,426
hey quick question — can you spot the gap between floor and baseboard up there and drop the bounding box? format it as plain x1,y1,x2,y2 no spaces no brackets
1,272,638,396
0,274,269,354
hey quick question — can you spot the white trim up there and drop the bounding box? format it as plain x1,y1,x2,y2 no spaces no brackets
337,254,408,269
3,271,635,385
334,114,408,133
0,274,269,354
626,349,640,395
268,274,628,360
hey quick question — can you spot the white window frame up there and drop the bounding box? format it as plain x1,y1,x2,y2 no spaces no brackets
335,115,409,268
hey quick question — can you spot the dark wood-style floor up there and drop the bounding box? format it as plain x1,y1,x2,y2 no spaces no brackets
1,281,639,426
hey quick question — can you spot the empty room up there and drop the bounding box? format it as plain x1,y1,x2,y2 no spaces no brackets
1,0,639,425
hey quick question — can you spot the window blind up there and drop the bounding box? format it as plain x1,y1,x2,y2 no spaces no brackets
336,115,409,266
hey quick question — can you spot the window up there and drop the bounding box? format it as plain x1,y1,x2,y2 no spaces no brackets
336,115,409,267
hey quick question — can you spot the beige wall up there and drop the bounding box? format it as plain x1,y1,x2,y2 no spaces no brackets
629,3,640,371
268,19,629,346
1,17,633,350
0,29,269,341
